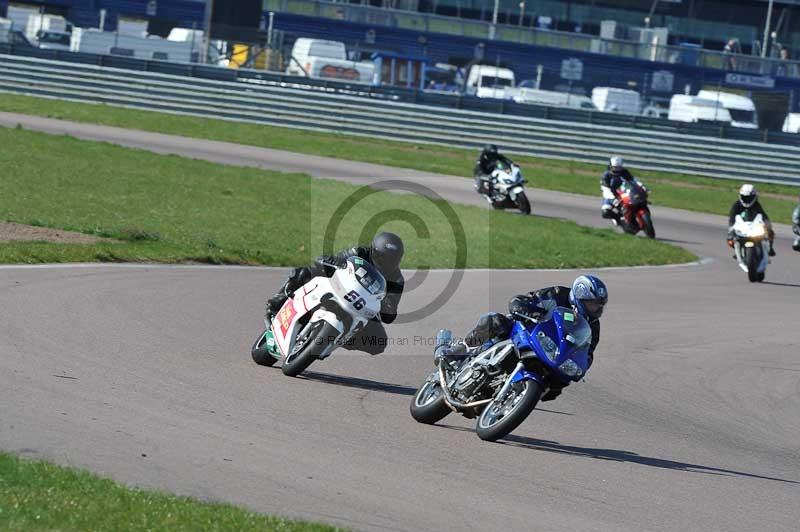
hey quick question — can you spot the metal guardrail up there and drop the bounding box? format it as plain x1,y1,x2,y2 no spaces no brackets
1,43,798,147
0,53,799,186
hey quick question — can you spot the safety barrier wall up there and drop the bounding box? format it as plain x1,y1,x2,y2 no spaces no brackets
0,53,799,186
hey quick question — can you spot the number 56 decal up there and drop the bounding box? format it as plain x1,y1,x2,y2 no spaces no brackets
344,290,366,310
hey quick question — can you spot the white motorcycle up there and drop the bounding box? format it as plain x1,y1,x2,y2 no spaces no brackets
251,257,386,376
476,161,531,215
731,213,769,283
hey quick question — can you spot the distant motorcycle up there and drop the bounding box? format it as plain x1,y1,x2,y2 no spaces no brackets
731,213,769,283
250,257,386,376
605,179,655,238
410,307,592,442
476,161,531,215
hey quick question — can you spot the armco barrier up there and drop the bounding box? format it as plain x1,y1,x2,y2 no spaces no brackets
2,46,799,147
0,53,799,186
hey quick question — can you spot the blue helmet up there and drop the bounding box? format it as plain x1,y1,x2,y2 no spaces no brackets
569,275,608,320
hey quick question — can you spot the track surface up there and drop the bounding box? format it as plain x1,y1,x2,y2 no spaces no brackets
1,114,799,531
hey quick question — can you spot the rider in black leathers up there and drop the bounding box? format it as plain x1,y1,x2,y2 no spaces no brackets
441,276,607,403
265,232,405,355
601,156,636,222
727,184,775,256
474,144,514,195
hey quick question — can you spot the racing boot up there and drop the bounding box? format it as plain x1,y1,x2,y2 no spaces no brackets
435,343,469,368
541,381,569,402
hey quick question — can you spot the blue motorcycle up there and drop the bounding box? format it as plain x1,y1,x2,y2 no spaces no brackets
410,306,592,442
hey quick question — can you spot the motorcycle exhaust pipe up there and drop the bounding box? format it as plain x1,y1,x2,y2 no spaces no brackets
437,365,494,410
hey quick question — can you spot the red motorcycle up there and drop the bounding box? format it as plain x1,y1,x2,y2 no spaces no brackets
613,180,656,239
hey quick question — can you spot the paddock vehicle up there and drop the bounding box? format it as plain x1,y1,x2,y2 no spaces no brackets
251,257,386,376
410,307,591,442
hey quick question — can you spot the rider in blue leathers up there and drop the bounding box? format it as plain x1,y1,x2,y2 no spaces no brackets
439,275,608,402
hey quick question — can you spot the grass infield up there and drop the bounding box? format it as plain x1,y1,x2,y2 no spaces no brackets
0,127,694,267
0,93,797,225
0,452,342,531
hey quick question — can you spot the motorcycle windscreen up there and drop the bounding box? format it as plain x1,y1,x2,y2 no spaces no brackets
554,308,591,373
620,182,646,206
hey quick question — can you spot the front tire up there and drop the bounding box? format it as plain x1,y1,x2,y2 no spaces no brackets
745,247,760,283
515,192,531,215
476,379,541,442
281,321,338,377
641,211,656,239
410,377,451,424
251,330,278,367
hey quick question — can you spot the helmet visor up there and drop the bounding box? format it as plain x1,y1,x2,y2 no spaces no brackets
582,299,606,319
740,194,756,206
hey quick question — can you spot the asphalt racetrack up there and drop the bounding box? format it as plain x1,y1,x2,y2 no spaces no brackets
1,113,799,532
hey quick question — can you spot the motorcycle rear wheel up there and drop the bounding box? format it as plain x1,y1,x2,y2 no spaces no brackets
281,321,337,377
476,379,541,442
410,377,451,424
251,330,279,367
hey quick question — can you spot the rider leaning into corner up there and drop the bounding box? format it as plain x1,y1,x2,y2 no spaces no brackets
439,275,608,403
474,144,514,194
727,184,776,257
792,196,800,252
265,232,405,355
600,156,638,224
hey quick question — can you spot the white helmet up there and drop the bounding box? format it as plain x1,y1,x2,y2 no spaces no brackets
739,184,757,208
609,156,624,172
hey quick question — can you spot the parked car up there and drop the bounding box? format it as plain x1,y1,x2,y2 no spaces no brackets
668,94,733,124
591,87,642,115
286,38,374,84
513,88,596,110
782,113,800,133
465,65,515,99
26,14,71,51
696,90,758,128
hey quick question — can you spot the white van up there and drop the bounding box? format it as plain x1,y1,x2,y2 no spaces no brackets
0,17,11,43
591,87,642,115
25,14,70,50
465,65,515,99
286,38,374,83
782,113,800,133
668,94,732,124
696,90,758,128
513,88,596,110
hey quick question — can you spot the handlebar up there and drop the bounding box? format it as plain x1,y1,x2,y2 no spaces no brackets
511,311,539,324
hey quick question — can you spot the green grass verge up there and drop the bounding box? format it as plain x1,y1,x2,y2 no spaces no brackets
0,452,341,531
0,93,797,224
0,127,694,267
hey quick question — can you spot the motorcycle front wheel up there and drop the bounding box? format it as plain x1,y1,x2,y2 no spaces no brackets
476,379,541,442
515,192,532,215
251,329,279,367
745,247,760,283
410,376,451,424
281,321,337,377
640,210,656,239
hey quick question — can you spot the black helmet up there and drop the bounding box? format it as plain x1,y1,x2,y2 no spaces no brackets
482,144,498,158
371,232,404,272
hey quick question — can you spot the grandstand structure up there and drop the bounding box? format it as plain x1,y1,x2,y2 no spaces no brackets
2,0,800,130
